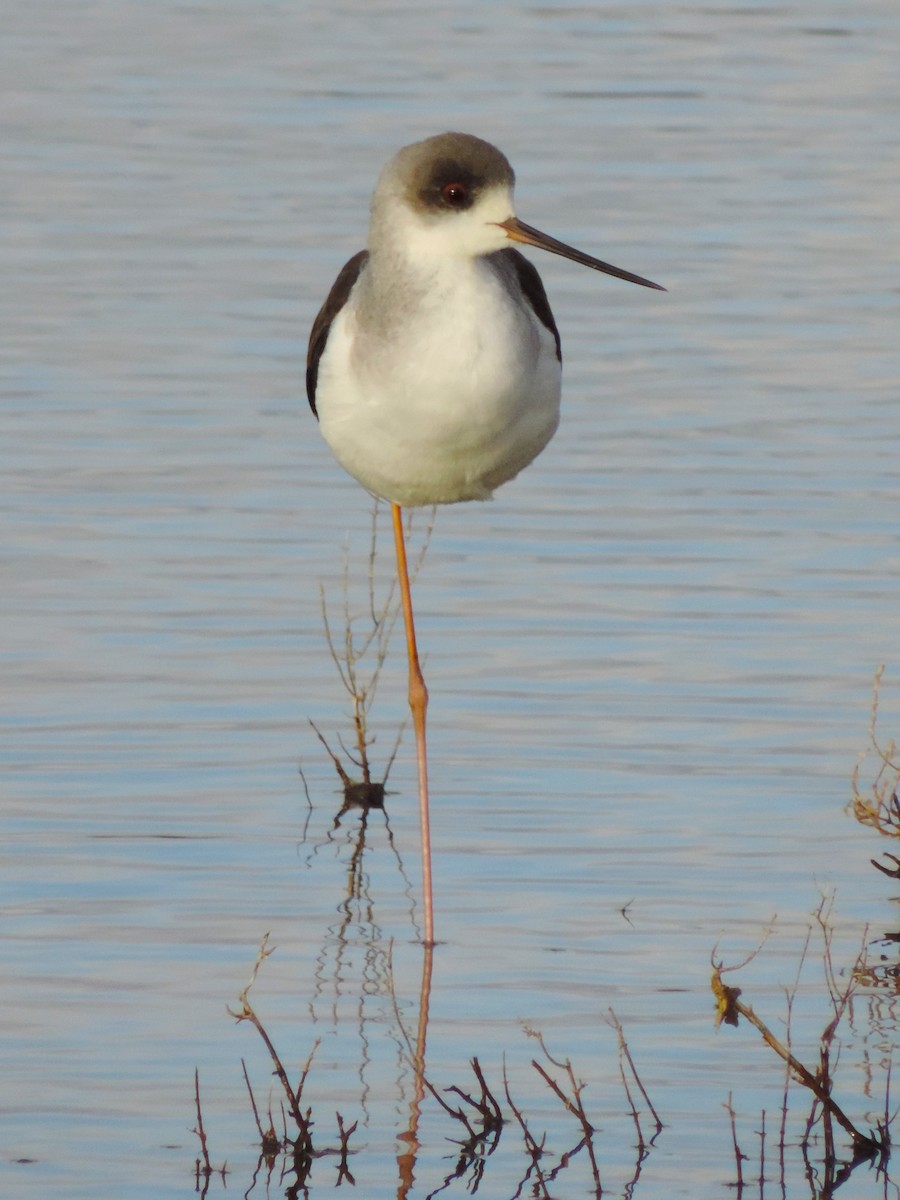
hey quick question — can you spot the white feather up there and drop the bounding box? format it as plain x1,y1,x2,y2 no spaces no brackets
316,182,561,507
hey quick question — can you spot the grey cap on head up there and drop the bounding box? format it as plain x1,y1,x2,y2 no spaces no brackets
380,132,516,216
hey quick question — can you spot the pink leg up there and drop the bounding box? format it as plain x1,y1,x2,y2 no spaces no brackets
391,503,434,946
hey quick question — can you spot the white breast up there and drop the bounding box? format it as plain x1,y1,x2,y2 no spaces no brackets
315,255,561,507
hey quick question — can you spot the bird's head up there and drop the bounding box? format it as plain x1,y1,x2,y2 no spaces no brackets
370,131,664,290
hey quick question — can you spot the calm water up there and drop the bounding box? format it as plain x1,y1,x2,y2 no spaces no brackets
3,1,900,1196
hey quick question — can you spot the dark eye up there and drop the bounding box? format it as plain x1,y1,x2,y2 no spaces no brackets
441,181,470,208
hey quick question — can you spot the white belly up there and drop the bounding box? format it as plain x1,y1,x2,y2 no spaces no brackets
315,261,561,507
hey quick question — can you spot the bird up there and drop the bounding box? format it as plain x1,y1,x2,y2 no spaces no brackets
307,132,664,946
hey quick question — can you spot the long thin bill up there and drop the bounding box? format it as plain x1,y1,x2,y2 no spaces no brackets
500,216,665,291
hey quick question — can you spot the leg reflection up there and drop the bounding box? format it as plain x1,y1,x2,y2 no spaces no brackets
396,943,434,1199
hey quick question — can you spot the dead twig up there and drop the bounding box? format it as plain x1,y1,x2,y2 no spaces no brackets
525,1027,602,1193
424,1056,503,1145
608,1007,663,1147
503,1059,550,1200
241,1056,281,1160
723,1092,746,1189
193,1067,212,1179
446,1058,504,1137
314,502,434,792
850,665,900,844
192,1068,227,1190
711,958,883,1159
335,1113,358,1186
423,1058,503,1199
227,934,320,1139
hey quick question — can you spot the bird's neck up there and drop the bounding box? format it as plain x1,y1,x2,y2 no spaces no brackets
361,241,496,339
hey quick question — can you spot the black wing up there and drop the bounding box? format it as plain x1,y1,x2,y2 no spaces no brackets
306,250,369,418
500,247,561,363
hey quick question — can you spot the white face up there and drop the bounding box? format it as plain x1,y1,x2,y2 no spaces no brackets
374,182,516,264
369,133,520,266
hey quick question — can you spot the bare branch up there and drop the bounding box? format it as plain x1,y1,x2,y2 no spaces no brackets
710,961,882,1157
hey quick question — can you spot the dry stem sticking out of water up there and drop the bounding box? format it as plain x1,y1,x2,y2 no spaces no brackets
225,934,356,1191
502,1059,550,1200
227,934,319,1136
425,1056,504,1145
309,501,434,796
850,665,900,856
203,937,659,1198
192,1068,227,1193
711,903,891,1169
524,1025,602,1191
723,1091,746,1189
240,1056,280,1161
422,1058,504,1197
607,1006,664,1151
